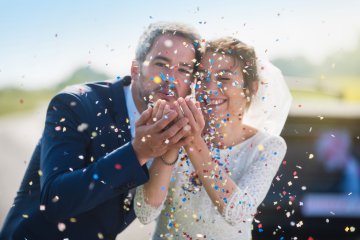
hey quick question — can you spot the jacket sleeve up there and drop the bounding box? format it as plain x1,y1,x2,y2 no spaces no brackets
39,92,149,221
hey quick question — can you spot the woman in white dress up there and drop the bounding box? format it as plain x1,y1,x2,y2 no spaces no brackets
134,37,292,239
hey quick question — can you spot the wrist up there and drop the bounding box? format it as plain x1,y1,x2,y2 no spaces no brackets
192,135,204,147
131,139,147,166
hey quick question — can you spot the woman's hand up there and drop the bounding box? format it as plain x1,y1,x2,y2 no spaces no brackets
175,96,205,146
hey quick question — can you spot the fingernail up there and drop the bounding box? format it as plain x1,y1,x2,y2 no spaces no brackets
178,97,183,102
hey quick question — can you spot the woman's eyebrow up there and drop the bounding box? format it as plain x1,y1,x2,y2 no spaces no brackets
179,62,194,69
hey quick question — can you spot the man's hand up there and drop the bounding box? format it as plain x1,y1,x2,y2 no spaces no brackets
131,103,190,165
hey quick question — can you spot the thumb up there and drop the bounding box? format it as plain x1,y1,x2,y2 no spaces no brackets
136,106,152,127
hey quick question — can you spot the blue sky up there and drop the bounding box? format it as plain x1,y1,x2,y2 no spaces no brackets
1,0,360,89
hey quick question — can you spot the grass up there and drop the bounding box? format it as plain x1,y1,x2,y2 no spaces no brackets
0,88,55,117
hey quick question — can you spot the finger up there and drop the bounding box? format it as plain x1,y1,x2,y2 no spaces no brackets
136,106,153,127
173,101,184,118
168,124,192,144
187,100,204,125
153,110,178,131
163,104,171,115
178,97,196,128
155,100,166,121
159,117,189,140
152,100,161,119
172,136,193,149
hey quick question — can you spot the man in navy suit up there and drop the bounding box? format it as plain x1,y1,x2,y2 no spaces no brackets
0,22,202,239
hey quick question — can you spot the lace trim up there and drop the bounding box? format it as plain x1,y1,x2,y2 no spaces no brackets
134,185,167,224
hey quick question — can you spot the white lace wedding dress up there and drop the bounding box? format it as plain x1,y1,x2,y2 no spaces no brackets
134,131,286,240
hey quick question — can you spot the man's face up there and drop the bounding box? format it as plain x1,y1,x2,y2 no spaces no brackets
133,34,196,107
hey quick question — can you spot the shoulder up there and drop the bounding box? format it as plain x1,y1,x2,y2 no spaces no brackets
48,80,116,113
262,133,286,149
59,80,115,102
257,132,287,159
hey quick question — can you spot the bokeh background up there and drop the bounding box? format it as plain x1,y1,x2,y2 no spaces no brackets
1,1,359,239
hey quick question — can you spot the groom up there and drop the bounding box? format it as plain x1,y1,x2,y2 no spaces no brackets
0,22,201,239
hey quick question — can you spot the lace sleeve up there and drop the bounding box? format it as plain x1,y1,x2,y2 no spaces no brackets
134,184,167,224
223,135,286,225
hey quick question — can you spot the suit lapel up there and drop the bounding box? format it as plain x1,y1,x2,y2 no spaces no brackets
110,76,132,144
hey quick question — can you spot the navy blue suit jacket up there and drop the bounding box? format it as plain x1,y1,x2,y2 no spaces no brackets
0,77,149,239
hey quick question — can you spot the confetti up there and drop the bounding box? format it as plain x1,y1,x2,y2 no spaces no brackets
77,123,89,132
164,39,173,48
115,163,122,170
58,222,66,232
308,153,314,159
154,76,162,84
52,196,60,203
257,144,264,151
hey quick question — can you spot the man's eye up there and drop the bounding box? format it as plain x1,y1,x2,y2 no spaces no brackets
155,62,166,67
218,77,231,81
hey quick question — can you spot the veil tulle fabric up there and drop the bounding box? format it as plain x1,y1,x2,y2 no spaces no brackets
242,55,292,136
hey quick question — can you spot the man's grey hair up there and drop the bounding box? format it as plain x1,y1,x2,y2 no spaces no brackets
135,22,202,72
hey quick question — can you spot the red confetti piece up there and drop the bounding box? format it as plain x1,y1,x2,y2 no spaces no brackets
115,164,122,170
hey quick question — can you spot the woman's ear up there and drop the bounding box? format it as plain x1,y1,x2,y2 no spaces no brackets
131,60,140,81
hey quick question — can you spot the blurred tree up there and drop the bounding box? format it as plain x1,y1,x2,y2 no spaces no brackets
55,67,109,91
272,56,318,77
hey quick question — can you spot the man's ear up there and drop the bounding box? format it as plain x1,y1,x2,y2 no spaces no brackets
131,60,140,81
251,80,259,95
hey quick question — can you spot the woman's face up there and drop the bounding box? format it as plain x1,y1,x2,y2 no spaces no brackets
196,51,248,123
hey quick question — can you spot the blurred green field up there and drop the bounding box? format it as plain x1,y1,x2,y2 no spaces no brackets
0,88,55,117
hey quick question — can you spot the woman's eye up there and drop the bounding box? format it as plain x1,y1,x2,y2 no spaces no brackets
178,68,191,74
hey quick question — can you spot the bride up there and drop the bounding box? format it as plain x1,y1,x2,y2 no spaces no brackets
134,37,292,239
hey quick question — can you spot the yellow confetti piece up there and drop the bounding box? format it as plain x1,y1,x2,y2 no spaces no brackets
309,154,314,159
154,76,162,84
22,214,29,218
258,144,264,151
70,217,77,223
98,233,104,239
38,170,43,176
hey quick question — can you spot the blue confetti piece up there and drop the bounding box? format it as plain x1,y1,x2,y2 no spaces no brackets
92,173,99,180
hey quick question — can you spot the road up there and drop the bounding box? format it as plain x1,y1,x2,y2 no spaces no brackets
0,106,154,239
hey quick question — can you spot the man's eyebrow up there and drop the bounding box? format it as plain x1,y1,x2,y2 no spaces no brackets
152,55,171,62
